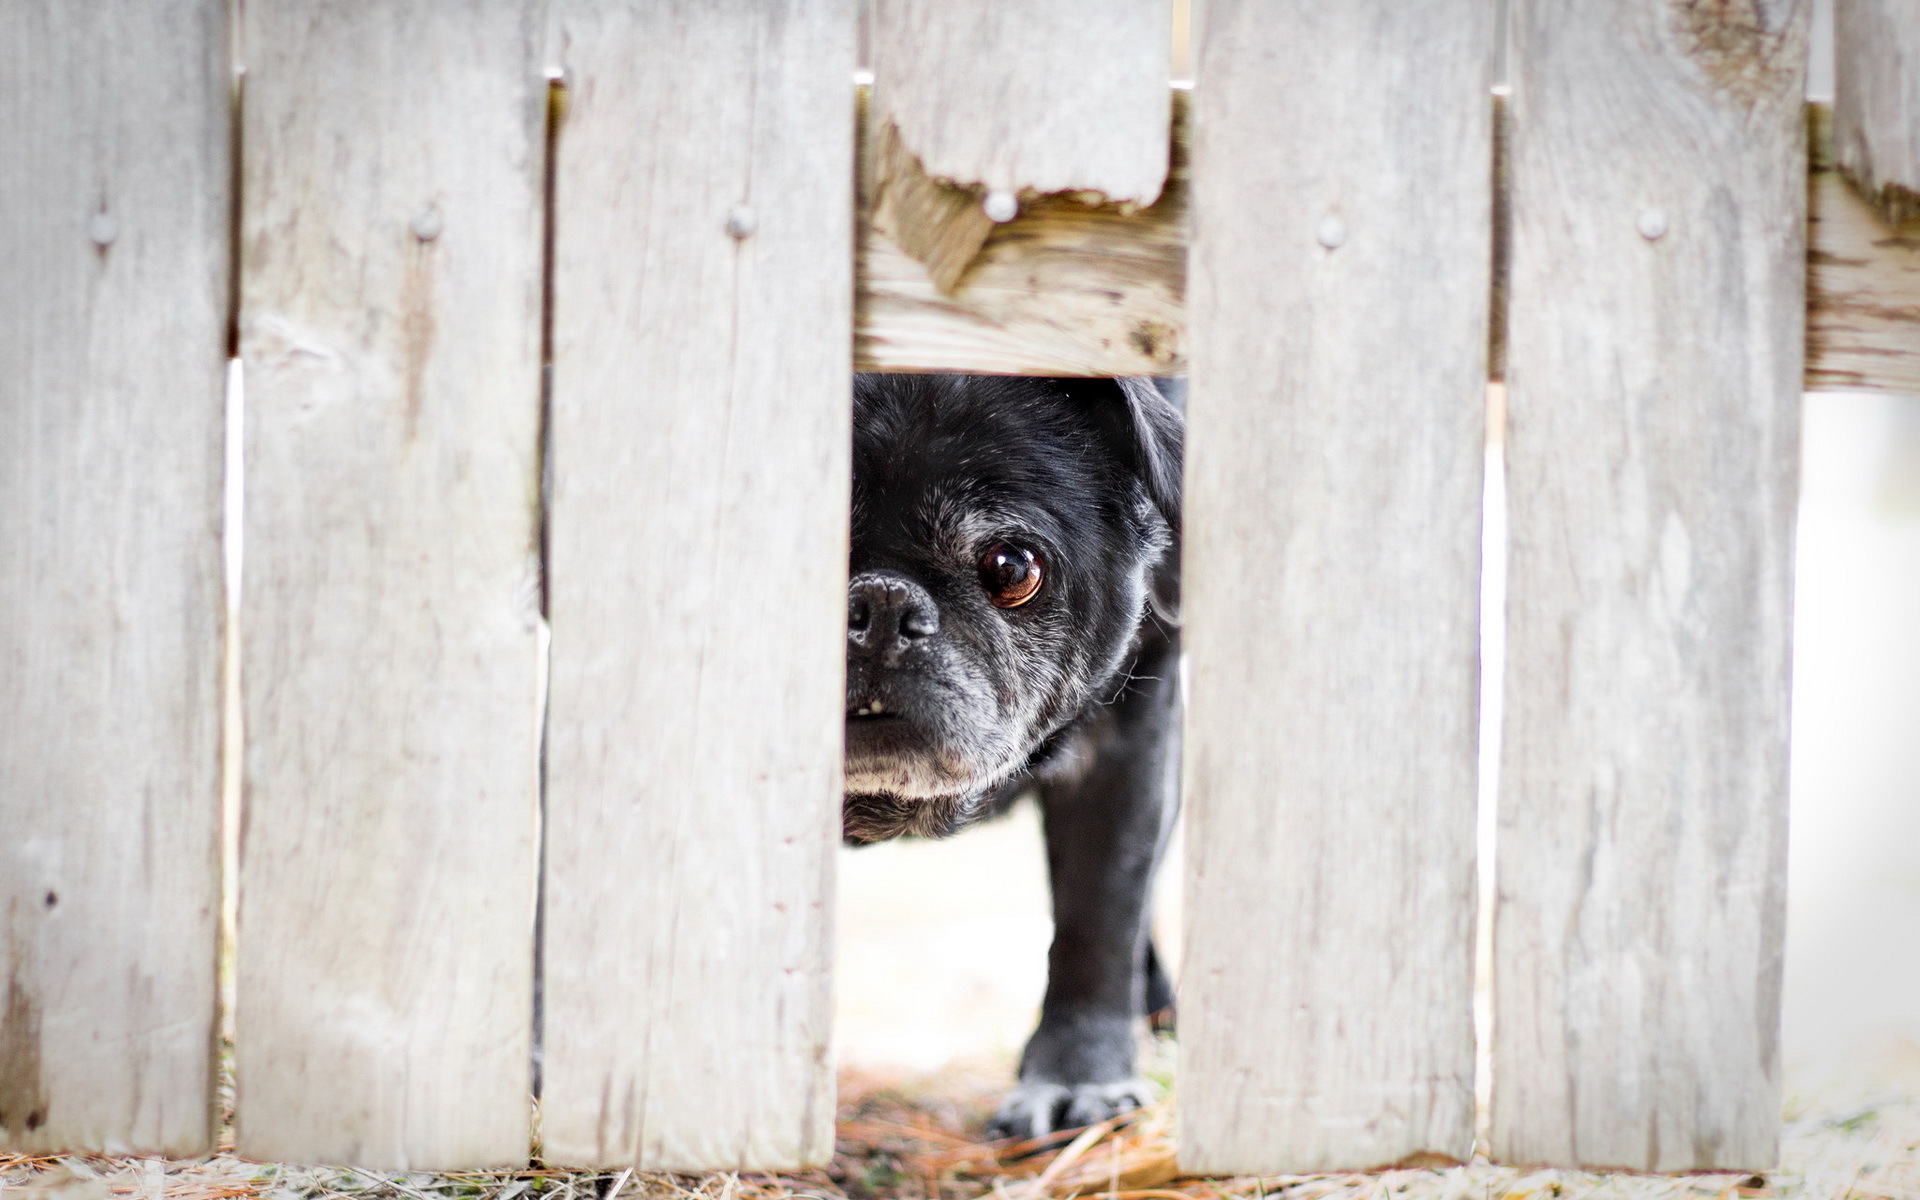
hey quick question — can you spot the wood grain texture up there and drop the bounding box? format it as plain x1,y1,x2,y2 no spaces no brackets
1809,103,1920,396
1178,0,1490,1174
869,0,1170,283
0,0,228,1157
1833,0,1920,224
868,118,1001,295
236,2,545,1169
540,0,852,1171
857,89,1919,388
1494,0,1807,1171
871,0,1170,202
857,89,1188,375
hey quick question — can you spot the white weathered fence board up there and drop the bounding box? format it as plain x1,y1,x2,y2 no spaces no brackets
1494,0,1807,1171
236,2,546,1169
0,0,228,1157
1834,0,1920,225
856,90,1189,375
871,0,1169,202
540,0,852,1171
1179,1,1491,1174
869,0,1170,288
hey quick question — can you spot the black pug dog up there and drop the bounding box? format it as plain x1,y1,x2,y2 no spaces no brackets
844,373,1183,1141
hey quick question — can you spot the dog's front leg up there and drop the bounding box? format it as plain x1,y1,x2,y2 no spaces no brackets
990,642,1180,1141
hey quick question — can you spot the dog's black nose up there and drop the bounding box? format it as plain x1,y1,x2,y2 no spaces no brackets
848,573,939,654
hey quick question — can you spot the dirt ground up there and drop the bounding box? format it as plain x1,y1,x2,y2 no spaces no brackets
3,1055,1917,1200
5,796,1917,1200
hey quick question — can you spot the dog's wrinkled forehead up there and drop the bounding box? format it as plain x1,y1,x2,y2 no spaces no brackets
851,375,1127,560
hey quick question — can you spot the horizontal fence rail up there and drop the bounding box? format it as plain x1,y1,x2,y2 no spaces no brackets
4,0,1918,1178
858,93,1920,392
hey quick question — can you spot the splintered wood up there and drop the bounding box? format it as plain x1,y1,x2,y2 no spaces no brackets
236,1,546,1169
867,0,1170,290
1833,0,1920,225
1179,0,1490,1174
0,0,228,1157
1808,104,1920,397
856,91,1189,376
539,0,852,1172
858,91,1915,390
1494,0,1807,1171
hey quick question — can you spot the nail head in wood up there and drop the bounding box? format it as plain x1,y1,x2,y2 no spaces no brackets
410,204,444,242
726,204,757,239
88,211,118,247
1637,206,1668,240
983,189,1019,223
1316,213,1347,249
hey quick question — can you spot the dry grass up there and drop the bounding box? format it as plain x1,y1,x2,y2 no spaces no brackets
4,1061,1916,1200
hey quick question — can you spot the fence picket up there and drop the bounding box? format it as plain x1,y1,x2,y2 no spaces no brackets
0,0,228,1156
868,0,1170,290
235,2,546,1168
1493,0,1808,1171
1179,0,1492,1173
1834,0,1920,226
539,0,854,1171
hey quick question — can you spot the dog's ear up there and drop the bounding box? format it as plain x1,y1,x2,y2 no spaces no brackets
1062,377,1185,532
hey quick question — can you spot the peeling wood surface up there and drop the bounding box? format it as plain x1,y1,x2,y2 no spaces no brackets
871,0,1170,202
1178,0,1490,1174
236,2,545,1169
0,0,228,1157
1493,0,1806,1171
540,0,850,1172
1809,104,1920,396
1833,0,1920,225
867,118,1001,295
857,90,1188,375
858,92,1915,388
868,0,1170,284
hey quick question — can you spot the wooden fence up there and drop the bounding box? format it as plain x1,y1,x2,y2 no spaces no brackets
4,0,1918,1179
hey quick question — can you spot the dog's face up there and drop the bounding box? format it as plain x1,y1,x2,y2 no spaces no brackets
843,374,1181,842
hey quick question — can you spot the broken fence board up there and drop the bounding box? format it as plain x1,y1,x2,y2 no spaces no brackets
236,1,546,1169
1179,0,1491,1174
0,0,229,1156
1833,0,1920,225
856,88,1189,376
540,0,852,1171
856,92,1914,392
1493,0,1807,1171
869,0,1171,288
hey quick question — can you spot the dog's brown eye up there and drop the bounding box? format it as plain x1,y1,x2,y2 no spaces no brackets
978,543,1043,609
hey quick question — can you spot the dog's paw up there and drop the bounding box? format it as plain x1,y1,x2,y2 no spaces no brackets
987,1078,1159,1143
